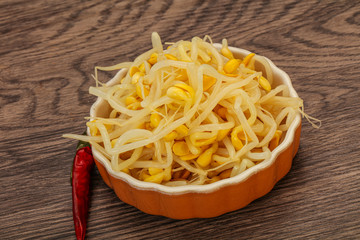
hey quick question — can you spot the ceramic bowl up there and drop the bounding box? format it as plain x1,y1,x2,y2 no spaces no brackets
88,45,302,219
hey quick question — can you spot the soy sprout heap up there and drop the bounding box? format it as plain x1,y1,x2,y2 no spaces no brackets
64,32,308,186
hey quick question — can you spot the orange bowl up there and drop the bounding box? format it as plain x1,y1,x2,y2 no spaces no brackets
88,45,302,219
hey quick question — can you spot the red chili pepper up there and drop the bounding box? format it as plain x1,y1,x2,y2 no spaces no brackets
71,140,94,240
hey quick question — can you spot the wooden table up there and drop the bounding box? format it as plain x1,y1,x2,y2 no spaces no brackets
1,0,359,239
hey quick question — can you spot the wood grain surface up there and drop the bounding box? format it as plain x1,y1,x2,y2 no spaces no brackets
1,0,359,239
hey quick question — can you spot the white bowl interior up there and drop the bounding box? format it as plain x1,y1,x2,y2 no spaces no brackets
89,45,301,195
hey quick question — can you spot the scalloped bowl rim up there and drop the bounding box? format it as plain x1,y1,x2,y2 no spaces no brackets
89,44,301,195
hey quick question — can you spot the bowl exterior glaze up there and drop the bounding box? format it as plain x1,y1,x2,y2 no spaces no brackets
90,45,302,219
93,122,300,219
